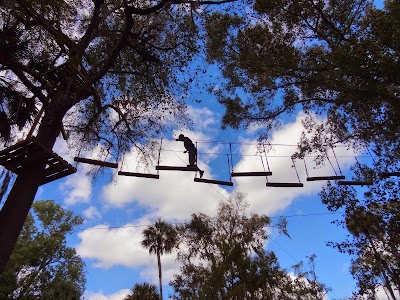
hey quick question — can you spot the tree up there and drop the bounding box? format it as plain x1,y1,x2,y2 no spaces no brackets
125,282,160,300
170,193,328,299
205,0,400,161
0,0,237,273
0,200,86,299
141,218,178,300
320,164,400,299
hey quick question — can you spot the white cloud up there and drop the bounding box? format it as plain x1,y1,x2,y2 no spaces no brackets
76,220,181,283
60,172,92,205
102,130,226,219
83,206,101,220
232,113,355,215
85,289,130,300
77,112,357,273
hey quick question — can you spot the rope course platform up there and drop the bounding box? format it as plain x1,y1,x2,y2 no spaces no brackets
306,175,345,181
0,137,76,185
118,171,159,179
337,180,373,186
156,165,201,172
379,172,400,178
45,60,88,87
194,178,233,186
266,182,304,188
232,171,272,177
74,157,118,168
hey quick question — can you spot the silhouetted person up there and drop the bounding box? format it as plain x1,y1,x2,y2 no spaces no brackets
176,134,204,178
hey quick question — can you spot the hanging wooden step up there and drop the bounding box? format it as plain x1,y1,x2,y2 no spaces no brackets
74,157,118,168
307,175,345,181
118,171,159,179
156,165,201,172
0,137,76,185
379,172,400,178
266,182,304,187
231,171,272,177
337,180,373,186
194,178,233,186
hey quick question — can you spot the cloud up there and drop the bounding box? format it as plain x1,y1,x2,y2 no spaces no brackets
232,113,355,215
85,289,130,300
102,130,226,220
76,220,181,283
83,206,101,220
77,112,356,272
60,172,92,205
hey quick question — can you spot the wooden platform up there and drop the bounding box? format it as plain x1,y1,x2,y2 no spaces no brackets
194,178,233,186
307,175,345,181
266,182,304,187
156,165,201,172
0,137,76,185
74,157,118,168
118,171,159,179
379,172,400,178
337,180,373,186
45,60,87,87
231,171,272,177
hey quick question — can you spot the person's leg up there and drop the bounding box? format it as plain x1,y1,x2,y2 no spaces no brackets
189,149,195,166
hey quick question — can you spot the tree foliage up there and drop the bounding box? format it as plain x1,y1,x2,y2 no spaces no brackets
0,0,238,274
170,193,327,299
0,200,86,299
321,164,400,299
205,0,400,161
125,282,160,300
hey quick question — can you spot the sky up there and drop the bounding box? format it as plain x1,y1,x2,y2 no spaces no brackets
2,0,392,299
31,101,381,300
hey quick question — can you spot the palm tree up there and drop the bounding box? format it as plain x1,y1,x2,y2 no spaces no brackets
141,219,177,300
125,283,159,300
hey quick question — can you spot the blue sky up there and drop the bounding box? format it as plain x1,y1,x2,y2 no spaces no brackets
4,0,390,299
33,100,379,300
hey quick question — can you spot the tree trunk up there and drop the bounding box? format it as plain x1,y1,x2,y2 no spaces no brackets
0,118,61,274
157,250,163,300
0,164,42,273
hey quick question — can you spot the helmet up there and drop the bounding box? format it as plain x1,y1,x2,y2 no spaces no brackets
178,134,184,140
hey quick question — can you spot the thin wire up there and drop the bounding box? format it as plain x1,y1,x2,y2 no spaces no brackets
227,154,232,181
157,138,163,175
229,143,233,172
331,147,343,175
303,159,310,177
78,211,344,231
326,156,338,176
292,159,302,183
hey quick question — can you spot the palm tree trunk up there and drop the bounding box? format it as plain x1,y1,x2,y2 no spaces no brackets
157,250,163,300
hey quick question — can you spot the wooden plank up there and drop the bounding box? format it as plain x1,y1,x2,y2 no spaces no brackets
266,182,304,187
156,165,200,172
337,181,373,186
41,168,76,185
118,171,159,179
0,137,76,184
379,172,400,178
231,171,272,177
74,157,118,168
307,175,345,181
194,178,233,186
